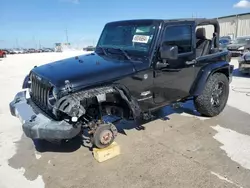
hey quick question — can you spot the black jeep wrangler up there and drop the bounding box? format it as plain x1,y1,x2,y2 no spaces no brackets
10,18,234,149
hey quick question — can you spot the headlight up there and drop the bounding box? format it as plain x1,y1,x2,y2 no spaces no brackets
48,87,58,106
238,46,245,50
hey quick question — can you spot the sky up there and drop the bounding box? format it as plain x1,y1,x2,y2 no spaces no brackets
1,0,250,49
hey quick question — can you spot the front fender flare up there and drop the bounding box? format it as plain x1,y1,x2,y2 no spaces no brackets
113,85,142,120
22,75,31,89
190,61,232,96
53,84,142,121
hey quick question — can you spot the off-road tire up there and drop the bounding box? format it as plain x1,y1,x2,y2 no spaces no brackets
194,73,229,117
92,124,115,149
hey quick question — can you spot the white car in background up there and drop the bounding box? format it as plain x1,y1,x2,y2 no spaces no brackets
13,49,24,54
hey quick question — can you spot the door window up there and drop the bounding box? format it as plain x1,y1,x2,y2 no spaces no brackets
163,25,192,54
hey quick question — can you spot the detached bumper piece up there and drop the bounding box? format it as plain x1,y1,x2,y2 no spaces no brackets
9,91,81,140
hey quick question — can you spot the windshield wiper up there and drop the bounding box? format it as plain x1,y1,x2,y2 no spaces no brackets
97,46,108,56
116,48,132,61
107,47,142,63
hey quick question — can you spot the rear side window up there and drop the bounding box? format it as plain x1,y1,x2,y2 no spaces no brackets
163,25,192,54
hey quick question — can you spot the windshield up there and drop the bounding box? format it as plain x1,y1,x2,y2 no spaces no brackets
232,38,250,44
96,21,158,53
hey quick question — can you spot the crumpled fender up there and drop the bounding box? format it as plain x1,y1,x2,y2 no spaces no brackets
114,85,142,120
53,85,142,121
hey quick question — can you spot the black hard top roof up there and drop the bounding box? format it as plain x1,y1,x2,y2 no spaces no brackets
163,18,218,25
107,18,218,26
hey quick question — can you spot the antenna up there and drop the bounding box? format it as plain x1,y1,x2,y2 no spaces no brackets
16,38,19,48
33,36,36,49
65,27,69,43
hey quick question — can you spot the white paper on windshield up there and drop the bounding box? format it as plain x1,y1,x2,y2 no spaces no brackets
132,35,150,43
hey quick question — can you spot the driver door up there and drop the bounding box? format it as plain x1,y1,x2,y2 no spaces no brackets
153,22,196,104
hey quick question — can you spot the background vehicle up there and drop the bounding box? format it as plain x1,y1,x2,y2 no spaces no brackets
0,49,7,58
12,48,25,54
7,49,16,54
227,36,250,56
220,35,232,41
41,48,52,52
219,38,231,49
83,46,96,51
10,18,233,149
238,51,250,74
219,38,232,62
28,48,36,53
37,49,43,53
55,46,62,52
2,49,11,54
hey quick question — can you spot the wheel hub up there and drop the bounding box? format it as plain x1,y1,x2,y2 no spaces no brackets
99,129,113,145
211,82,224,107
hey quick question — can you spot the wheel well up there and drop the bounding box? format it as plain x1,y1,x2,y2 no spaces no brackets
191,66,230,96
102,92,132,119
55,86,135,122
83,92,132,120
212,68,229,80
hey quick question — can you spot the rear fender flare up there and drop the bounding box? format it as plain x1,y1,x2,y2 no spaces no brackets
190,61,231,96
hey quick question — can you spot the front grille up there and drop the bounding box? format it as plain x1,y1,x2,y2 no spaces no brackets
30,73,51,112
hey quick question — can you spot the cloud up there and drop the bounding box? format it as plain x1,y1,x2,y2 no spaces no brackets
60,0,80,4
233,0,250,8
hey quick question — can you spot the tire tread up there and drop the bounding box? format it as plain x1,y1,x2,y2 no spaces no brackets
194,73,229,117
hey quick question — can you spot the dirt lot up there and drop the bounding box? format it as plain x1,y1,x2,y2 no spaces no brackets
1,52,250,188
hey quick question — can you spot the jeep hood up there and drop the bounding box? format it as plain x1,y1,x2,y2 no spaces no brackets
31,53,137,89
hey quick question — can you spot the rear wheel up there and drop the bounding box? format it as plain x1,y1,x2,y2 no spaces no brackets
194,73,229,117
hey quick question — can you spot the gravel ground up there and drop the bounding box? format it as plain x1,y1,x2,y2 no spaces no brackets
1,53,250,188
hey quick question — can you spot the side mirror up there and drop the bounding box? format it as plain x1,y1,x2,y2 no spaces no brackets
160,43,178,60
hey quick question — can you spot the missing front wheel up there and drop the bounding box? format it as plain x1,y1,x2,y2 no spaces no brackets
89,122,118,149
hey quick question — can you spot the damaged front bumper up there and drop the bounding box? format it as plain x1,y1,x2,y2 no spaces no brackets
9,91,81,140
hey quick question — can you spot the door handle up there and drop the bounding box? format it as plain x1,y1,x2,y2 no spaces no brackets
185,60,196,65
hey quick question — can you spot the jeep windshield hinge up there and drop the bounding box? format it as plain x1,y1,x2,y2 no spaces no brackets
65,80,73,93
